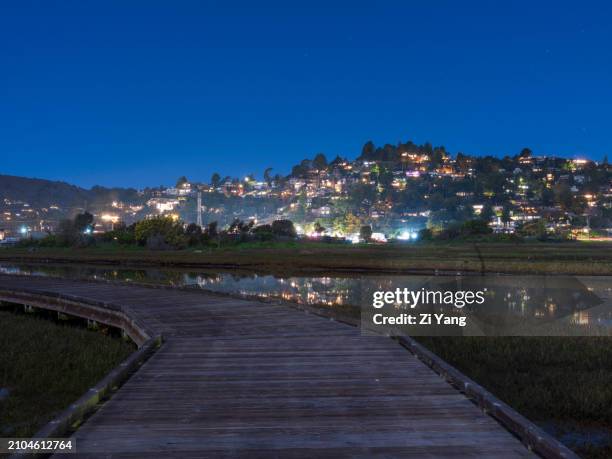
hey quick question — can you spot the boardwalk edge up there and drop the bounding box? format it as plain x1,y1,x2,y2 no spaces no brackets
396,336,579,459
8,335,162,459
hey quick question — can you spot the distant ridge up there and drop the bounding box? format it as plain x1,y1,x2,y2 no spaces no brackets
0,174,140,210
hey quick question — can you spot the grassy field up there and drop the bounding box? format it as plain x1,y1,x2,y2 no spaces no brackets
0,309,134,438
417,336,612,459
1,240,611,275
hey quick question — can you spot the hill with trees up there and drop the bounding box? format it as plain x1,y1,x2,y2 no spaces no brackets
0,174,142,210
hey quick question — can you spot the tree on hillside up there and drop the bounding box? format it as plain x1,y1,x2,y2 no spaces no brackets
313,153,328,171
263,167,273,186
430,146,446,168
480,204,494,222
360,141,375,160
176,176,189,188
455,152,470,173
553,183,573,211
541,187,555,207
330,155,344,167
210,173,221,188
273,174,286,187
501,205,512,228
291,159,312,178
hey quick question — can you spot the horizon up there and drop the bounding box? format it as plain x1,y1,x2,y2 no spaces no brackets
1,1,611,188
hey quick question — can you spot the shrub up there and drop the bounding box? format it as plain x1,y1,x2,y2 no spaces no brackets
435,219,492,240
38,235,59,247
99,223,136,245
418,228,434,241
359,225,372,242
252,224,274,241
461,219,493,236
184,223,203,246
134,216,186,249
271,219,297,238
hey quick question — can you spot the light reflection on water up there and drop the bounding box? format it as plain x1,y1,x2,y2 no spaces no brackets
1,263,611,335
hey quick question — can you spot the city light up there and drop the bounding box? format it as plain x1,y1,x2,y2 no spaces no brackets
101,214,120,223
371,232,387,243
1,142,609,245
398,230,419,241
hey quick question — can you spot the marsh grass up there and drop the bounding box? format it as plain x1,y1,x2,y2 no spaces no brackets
0,309,134,437
1,241,611,275
416,336,612,458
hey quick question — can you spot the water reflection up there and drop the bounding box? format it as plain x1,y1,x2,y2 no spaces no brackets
361,276,610,336
1,263,611,336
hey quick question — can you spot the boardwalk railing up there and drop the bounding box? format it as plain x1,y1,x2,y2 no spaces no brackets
0,288,155,346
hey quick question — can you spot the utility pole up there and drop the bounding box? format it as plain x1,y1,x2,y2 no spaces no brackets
196,191,202,227
586,213,590,239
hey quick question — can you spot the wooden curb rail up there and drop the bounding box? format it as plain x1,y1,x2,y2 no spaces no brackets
396,336,579,459
19,336,161,458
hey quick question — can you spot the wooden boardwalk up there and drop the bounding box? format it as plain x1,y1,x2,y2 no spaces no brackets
0,275,532,458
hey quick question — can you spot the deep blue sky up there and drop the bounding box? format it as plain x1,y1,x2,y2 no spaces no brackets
1,1,611,188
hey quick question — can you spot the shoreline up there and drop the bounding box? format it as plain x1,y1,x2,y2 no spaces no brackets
1,241,611,276
2,255,612,276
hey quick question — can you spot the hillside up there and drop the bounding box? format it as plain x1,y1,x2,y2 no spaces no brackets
0,174,141,209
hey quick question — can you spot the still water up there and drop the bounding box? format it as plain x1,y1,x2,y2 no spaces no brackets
1,263,611,336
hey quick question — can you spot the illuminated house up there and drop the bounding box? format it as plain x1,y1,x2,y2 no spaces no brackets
147,198,180,213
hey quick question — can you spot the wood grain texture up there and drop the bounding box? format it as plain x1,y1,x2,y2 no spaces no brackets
0,275,532,458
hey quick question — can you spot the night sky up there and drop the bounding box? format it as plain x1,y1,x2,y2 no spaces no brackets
1,1,611,188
